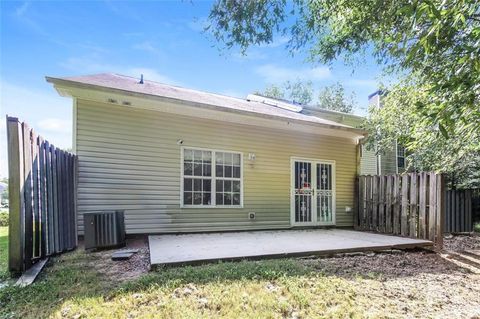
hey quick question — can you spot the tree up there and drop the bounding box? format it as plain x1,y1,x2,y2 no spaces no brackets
366,83,480,188
0,178,7,207
207,0,480,137
317,82,355,113
258,80,355,113
261,84,285,100
257,79,313,105
284,80,313,105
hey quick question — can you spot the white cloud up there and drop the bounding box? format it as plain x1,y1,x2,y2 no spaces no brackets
348,79,378,88
187,17,208,32
255,64,331,83
59,54,180,85
0,81,73,177
38,118,70,133
132,41,166,60
59,54,117,74
15,1,30,17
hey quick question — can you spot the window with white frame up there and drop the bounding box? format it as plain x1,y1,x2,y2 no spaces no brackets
182,148,242,207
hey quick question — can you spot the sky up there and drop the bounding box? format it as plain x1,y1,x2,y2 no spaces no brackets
0,1,384,178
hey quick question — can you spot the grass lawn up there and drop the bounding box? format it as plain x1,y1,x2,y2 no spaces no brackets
0,226,8,281
0,251,360,319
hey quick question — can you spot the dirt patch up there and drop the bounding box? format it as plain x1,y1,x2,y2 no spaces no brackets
302,249,462,278
83,236,150,282
300,249,480,318
443,233,480,251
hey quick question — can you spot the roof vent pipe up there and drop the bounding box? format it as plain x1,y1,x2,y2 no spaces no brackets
139,74,144,84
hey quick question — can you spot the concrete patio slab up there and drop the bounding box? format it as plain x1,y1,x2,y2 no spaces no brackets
149,229,433,267
149,229,433,266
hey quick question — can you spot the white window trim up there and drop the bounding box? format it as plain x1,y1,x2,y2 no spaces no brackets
180,146,244,208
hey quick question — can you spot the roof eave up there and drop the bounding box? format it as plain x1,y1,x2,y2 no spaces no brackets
46,76,367,138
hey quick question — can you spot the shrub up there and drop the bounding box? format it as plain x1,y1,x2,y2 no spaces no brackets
474,222,480,233
0,210,8,227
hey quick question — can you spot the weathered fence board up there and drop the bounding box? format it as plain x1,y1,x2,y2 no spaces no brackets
7,116,78,273
445,189,479,233
7,117,25,272
393,175,401,235
355,171,445,248
418,173,427,238
401,174,409,237
385,175,392,233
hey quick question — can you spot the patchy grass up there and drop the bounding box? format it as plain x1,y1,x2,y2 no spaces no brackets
0,250,117,319
62,261,359,319
0,249,362,319
0,227,8,281
1,246,479,318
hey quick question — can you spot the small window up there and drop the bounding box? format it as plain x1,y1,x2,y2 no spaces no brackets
397,144,405,169
182,148,242,207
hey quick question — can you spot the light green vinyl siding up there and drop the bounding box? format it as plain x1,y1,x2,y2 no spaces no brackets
76,99,358,234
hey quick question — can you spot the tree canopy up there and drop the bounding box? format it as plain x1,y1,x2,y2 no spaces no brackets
317,83,355,113
257,80,313,105
257,80,355,113
366,83,480,188
208,0,480,186
208,0,479,135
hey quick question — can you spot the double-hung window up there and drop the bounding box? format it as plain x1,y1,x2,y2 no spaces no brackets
182,148,242,207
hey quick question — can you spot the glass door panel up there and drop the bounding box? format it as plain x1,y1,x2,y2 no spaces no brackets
316,163,333,223
294,161,312,223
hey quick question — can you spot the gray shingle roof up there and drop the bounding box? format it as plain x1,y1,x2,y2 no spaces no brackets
46,73,365,135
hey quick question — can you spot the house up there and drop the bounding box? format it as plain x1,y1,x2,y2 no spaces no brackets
47,73,371,235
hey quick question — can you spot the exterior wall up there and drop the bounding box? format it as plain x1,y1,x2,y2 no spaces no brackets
304,108,380,175
75,99,358,234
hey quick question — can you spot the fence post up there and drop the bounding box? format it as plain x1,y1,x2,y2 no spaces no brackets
354,177,359,229
74,156,79,246
7,117,25,273
22,122,34,270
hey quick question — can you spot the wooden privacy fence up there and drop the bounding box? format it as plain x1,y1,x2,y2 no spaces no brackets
7,116,78,273
445,189,479,233
355,172,444,248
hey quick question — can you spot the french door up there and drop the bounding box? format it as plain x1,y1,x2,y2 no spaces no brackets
291,158,335,226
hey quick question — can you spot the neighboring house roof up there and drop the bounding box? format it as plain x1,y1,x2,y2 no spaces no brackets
46,73,366,136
